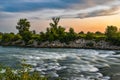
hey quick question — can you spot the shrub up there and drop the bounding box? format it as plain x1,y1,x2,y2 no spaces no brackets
0,61,48,80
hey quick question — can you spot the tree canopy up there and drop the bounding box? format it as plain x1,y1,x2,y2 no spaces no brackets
16,19,32,44
105,25,120,45
16,19,30,35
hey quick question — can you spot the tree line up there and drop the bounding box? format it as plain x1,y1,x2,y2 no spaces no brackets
0,17,120,46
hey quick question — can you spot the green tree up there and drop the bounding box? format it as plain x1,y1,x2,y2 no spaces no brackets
44,17,66,42
85,32,94,40
40,32,46,41
22,31,32,43
95,31,103,35
69,28,74,34
16,19,30,35
79,31,84,34
49,17,60,29
16,19,32,44
12,34,22,41
0,32,3,40
105,26,120,45
1,33,15,43
110,32,120,45
67,28,77,41
105,25,118,40
49,17,60,41
32,30,36,34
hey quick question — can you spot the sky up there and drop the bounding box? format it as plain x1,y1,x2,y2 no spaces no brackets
0,0,120,33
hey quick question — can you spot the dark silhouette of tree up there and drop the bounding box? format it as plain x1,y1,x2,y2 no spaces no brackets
57,26,66,42
69,28,74,34
95,31,103,35
79,31,84,34
49,17,60,29
16,19,32,44
1,33,15,43
66,28,77,41
105,25,118,40
86,32,94,40
44,17,66,42
16,19,30,35
32,30,36,34
40,32,46,41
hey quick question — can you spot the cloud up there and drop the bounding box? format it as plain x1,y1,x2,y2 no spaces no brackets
77,7,119,19
0,0,120,32
0,0,81,12
81,0,120,18
1,0,120,18
22,0,59,3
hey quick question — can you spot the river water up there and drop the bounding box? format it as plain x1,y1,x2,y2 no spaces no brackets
0,46,120,80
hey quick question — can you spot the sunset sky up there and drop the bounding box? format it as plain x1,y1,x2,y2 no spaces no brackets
0,0,120,33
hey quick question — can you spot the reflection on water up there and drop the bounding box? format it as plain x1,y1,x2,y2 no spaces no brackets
0,46,120,80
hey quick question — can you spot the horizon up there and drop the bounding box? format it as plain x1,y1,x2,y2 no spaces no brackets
0,0,120,33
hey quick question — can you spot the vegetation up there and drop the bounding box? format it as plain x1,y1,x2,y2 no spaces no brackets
105,26,120,45
16,19,32,44
44,17,66,42
0,60,52,80
0,17,120,46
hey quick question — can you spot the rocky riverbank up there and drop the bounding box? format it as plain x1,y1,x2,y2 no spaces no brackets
1,39,120,50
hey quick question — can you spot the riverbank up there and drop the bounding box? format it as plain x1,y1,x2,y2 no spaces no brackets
1,39,120,50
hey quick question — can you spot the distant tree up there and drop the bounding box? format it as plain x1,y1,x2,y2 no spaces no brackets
79,31,84,34
16,19,30,35
95,31,103,35
57,26,66,42
0,32,3,35
42,17,66,42
16,19,32,44
105,25,118,40
22,31,32,43
111,32,120,45
49,17,60,41
86,32,94,40
49,17,60,29
39,17,68,42
1,33,15,43
32,30,36,34
69,28,74,34
0,32,3,40
40,32,46,41
78,31,86,39
12,34,22,41
67,28,77,41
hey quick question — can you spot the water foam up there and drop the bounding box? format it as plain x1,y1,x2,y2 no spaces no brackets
1,47,120,80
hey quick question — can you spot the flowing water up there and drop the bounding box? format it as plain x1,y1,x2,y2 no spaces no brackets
0,46,120,80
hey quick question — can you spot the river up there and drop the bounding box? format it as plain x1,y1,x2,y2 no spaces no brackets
0,46,120,80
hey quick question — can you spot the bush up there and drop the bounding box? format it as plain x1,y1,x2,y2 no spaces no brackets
0,61,48,80
1,33,15,43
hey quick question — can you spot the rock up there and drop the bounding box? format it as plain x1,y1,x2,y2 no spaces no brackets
1,39,120,50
